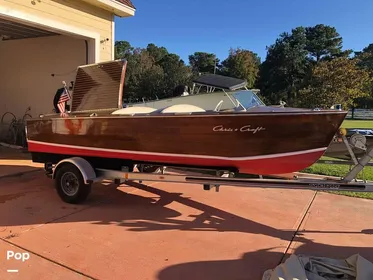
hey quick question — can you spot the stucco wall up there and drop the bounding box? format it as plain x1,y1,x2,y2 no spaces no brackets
2,0,114,61
0,35,86,119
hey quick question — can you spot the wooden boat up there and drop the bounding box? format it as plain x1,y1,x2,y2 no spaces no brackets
25,59,347,175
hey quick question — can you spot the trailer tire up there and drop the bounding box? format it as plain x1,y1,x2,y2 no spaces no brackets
54,163,92,204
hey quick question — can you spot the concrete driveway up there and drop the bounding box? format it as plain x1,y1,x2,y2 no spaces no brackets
0,148,373,279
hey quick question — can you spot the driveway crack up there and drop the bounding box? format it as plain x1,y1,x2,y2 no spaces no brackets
279,190,318,264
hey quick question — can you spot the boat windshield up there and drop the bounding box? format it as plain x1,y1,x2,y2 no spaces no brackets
232,90,266,110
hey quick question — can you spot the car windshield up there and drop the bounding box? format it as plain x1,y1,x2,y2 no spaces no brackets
232,90,266,110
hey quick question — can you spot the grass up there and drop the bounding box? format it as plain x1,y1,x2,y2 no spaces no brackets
303,161,373,199
301,118,372,199
302,157,373,199
342,119,372,129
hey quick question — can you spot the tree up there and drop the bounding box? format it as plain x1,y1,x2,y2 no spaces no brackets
355,43,373,74
114,40,134,59
305,24,346,62
220,48,260,88
188,52,219,74
122,48,156,102
258,24,353,106
354,43,373,108
146,43,169,63
114,41,193,103
297,57,371,109
258,27,309,105
158,53,193,98
137,64,165,100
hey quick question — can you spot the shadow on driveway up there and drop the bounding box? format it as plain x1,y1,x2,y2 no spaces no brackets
122,182,373,280
0,172,372,279
156,241,373,280
0,146,42,178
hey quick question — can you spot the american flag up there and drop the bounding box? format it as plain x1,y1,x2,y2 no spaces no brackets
57,86,71,115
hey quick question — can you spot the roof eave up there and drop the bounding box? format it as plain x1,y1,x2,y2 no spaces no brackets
82,0,136,17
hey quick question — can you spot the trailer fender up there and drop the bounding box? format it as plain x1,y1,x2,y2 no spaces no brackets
53,157,96,184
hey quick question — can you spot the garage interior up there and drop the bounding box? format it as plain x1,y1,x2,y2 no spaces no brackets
0,16,90,145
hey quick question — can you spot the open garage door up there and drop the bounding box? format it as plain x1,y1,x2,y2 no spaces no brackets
0,16,92,147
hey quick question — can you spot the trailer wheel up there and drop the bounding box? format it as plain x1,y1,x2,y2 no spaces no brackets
54,163,92,204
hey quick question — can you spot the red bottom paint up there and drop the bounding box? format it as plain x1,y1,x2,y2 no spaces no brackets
27,142,325,175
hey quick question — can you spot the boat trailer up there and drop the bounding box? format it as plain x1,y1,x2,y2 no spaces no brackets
44,138,373,204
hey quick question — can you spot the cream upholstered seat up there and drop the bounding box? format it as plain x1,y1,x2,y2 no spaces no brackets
161,104,206,114
111,106,157,115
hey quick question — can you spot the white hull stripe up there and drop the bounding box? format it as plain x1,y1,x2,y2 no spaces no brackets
27,140,328,161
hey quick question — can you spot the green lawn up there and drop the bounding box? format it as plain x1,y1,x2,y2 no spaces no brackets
302,118,372,199
302,157,373,199
342,119,372,129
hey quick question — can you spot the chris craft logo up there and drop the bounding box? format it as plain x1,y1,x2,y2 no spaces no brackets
213,125,266,133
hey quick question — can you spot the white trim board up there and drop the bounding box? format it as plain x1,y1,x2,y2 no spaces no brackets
80,0,135,17
111,14,115,60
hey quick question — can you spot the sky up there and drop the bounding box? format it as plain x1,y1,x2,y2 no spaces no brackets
114,0,373,64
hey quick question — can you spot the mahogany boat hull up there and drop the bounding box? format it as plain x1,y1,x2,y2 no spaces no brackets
25,110,347,175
